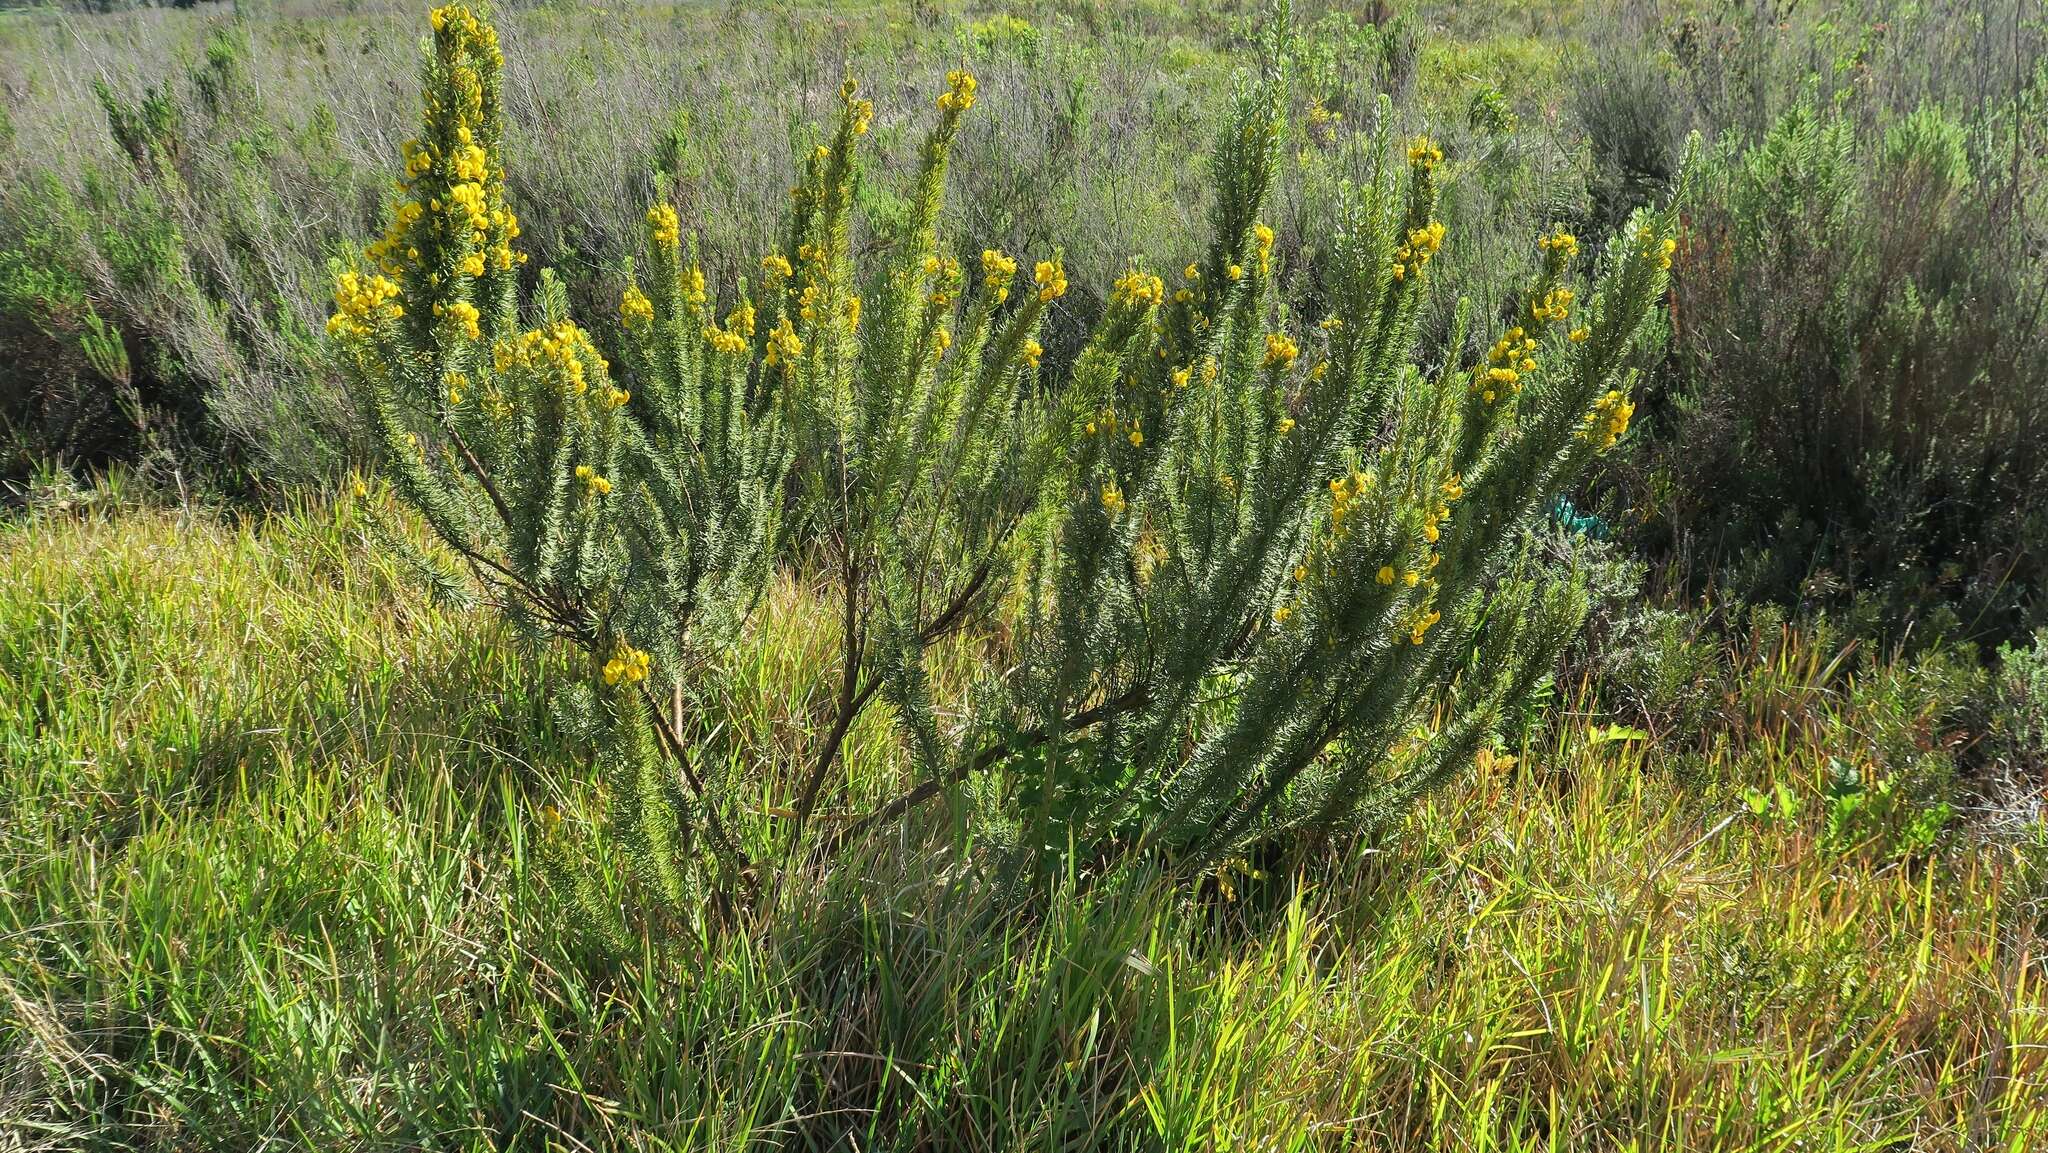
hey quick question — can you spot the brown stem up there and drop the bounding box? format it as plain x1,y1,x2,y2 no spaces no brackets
639,681,760,905
818,684,1150,858
785,538,865,844
443,420,518,532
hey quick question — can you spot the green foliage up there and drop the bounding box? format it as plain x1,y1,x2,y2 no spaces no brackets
3,501,2044,1148
337,5,1674,899
1993,630,2048,780
1627,89,2047,648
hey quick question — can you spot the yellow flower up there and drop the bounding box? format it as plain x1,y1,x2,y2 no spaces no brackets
1227,263,1244,281
981,247,1018,292
647,203,681,248
1273,604,1293,624
1406,134,1443,169
1183,263,1200,282
1377,565,1395,586
1111,269,1164,308
1277,416,1295,435
705,325,748,356
601,640,651,685
1022,338,1043,368
1579,389,1636,451
442,299,481,341
1569,327,1590,343
1034,259,1068,303
760,253,793,279
1100,481,1127,516
575,464,612,497
1263,332,1299,369
327,270,402,338
619,285,654,330
937,69,978,113
1407,609,1441,645
765,316,803,371
1128,426,1143,447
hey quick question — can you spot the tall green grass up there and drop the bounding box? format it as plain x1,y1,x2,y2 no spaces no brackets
3,496,2042,1148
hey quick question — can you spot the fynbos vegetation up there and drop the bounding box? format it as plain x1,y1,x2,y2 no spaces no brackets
333,5,1672,906
3,1,2044,1148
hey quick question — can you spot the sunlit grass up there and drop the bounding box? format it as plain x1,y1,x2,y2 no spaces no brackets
1,497,2043,1149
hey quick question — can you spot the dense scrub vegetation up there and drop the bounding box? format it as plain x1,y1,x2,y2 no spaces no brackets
2,0,2046,1148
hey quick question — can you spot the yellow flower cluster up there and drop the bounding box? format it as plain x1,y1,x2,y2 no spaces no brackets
449,143,488,182
1263,331,1299,369
328,271,402,339
1328,468,1372,534
1580,389,1635,450
619,285,653,330
843,78,874,136
574,463,612,496
1035,259,1068,303
937,69,978,114
445,180,488,231
1100,481,1127,516
648,203,681,249
601,641,650,685
981,248,1017,299
1638,224,1678,270
760,253,793,280
1254,222,1276,276
1407,135,1443,169
764,316,803,372
1421,489,1454,544
1531,286,1574,323
493,321,608,396
434,298,481,341
705,325,748,356
1537,228,1579,258
1404,606,1442,645
1391,220,1445,283
1474,326,1539,404
1022,338,1043,368
1111,270,1165,308
727,300,756,338
924,254,962,308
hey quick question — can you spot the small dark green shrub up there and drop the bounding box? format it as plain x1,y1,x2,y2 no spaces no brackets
1624,92,2046,648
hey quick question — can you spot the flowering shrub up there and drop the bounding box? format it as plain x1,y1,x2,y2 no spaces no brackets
335,6,1675,898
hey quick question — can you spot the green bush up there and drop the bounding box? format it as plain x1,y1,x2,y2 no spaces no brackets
1620,91,2046,648
337,5,1674,911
